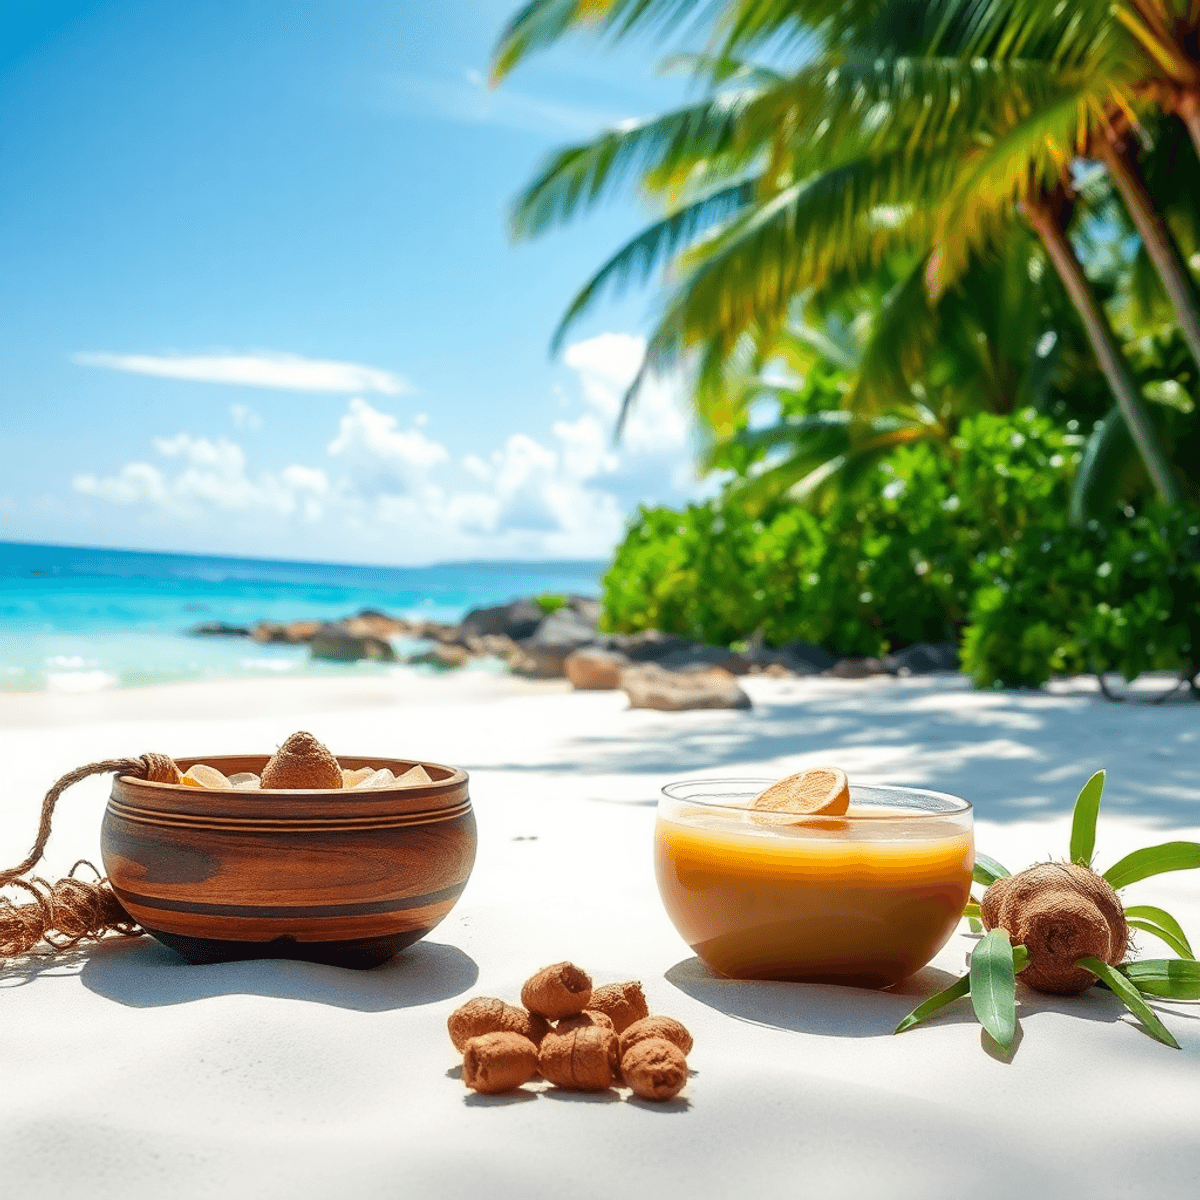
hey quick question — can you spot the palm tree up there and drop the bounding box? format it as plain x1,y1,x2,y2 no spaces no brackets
496,1,1185,502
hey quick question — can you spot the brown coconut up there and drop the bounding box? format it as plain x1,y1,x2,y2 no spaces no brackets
260,731,343,790
980,861,1128,995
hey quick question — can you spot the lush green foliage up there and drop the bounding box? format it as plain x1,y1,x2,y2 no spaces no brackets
604,409,1199,685
503,0,1200,688
964,505,1200,687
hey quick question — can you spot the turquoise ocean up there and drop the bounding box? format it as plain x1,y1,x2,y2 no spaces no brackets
0,542,604,693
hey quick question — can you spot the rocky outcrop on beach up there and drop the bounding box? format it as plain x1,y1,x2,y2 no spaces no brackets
620,662,752,711
187,596,958,711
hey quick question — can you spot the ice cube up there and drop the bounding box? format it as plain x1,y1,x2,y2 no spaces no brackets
180,764,231,789
394,764,432,785
354,768,398,789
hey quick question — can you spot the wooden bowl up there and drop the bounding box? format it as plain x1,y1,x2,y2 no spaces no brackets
100,755,475,969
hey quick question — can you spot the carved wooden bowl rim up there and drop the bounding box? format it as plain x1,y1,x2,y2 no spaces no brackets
110,755,470,831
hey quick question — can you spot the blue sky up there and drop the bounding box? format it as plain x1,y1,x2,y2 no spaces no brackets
0,0,712,564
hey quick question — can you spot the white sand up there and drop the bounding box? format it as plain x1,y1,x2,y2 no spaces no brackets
1,671,1198,1198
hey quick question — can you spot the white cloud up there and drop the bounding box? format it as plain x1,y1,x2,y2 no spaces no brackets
74,350,412,394
327,398,449,496
74,434,326,521
69,333,708,560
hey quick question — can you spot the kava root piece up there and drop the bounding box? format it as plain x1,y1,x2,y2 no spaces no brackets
587,981,649,1033
448,996,550,1051
521,961,592,1019
538,1022,620,1091
619,1015,694,1059
622,1037,688,1102
462,1032,539,1094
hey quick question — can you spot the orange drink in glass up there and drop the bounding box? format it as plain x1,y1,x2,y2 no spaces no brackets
655,780,974,988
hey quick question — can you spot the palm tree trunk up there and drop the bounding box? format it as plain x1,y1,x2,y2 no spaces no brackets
1025,206,1181,506
1093,135,1200,369
1178,92,1200,163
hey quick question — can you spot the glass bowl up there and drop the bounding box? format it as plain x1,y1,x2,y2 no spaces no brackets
655,779,973,988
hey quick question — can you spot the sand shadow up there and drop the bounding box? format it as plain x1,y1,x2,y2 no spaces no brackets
468,677,1200,829
78,935,477,1011
664,955,963,1038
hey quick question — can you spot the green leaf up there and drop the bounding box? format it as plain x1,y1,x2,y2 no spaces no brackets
1120,959,1200,1001
1013,944,1029,973
1103,842,1200,891
1077,957,1181,1049
973,854,1011,886
894,971,971,1034
962,901,981,919
970,929,1018,1051
1068,769,1105,867
1123,907,1195,959
1127,920,1194,961
1123,907,1190,955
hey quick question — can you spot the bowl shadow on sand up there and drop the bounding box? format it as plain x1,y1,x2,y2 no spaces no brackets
77,935,478,1012
664,955,1164,1048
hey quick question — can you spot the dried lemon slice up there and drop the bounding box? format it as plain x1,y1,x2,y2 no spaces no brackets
752,766,850,818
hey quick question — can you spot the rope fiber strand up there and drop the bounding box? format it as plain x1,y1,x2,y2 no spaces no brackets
0,752,180,963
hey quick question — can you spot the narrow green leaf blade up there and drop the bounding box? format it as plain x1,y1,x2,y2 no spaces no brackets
1128,919,1194,960
1103,842,1200,890
1078,957,1181,1049
962,901,981,919
1123,906,1195,958
1120,959,1200,1000
894,972,971,1034
973,854,1011,886
970,929,1018,1051
1069,770,1105,866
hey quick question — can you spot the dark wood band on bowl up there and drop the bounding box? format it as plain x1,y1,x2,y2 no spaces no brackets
101,755,476,969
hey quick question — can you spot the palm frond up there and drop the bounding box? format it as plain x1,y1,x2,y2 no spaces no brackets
549,180,754,352
510,83,774,240
492,0,713,83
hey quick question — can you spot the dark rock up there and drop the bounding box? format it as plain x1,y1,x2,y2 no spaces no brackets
252,620,323,644
566,596,603,626
620,663,752,711
609,630,696,663
564,647,630,690
823,657,887,679
881,642,960,676
310,626,397,662
514,609,605,678
459,599,545,642
408,643,470,669
655,645,751,675
778,641,836,672
190,622,250,637
343,610,408,638
462,633,520,660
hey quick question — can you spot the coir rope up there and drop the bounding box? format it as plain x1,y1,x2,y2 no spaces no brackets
0,753,179,962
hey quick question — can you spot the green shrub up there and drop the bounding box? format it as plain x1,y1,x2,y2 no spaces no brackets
602,409,1084,666
962,508,1200,686
534,592,568,616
